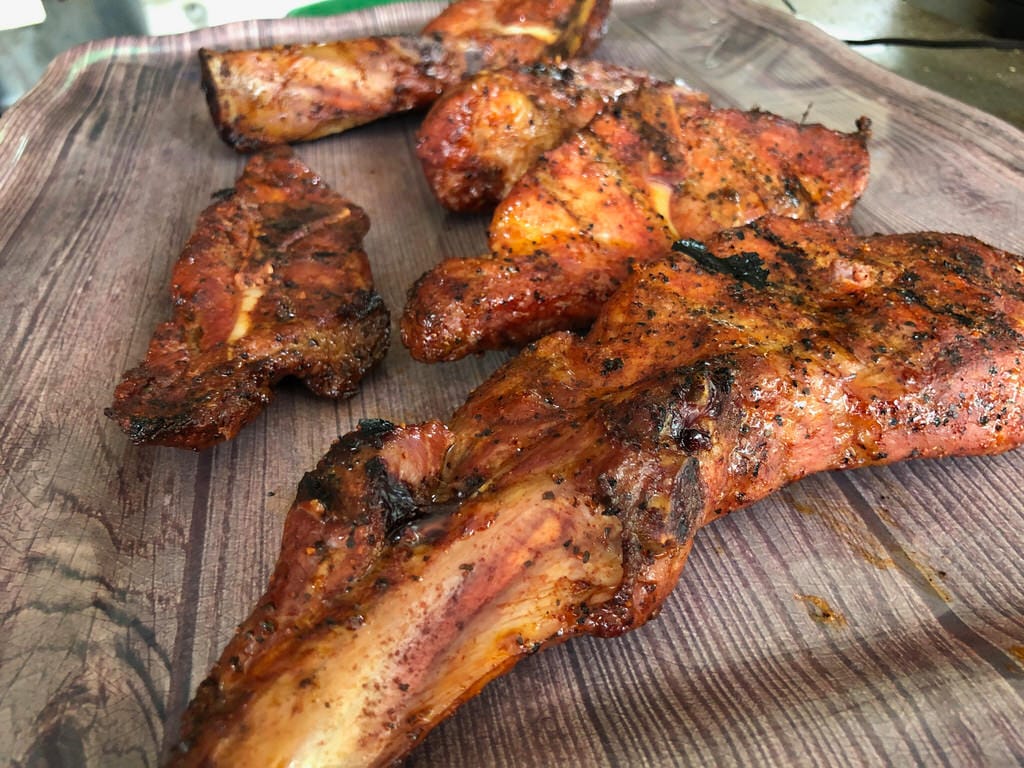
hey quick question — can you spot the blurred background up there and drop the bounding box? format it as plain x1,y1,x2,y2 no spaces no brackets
0,0,1021,126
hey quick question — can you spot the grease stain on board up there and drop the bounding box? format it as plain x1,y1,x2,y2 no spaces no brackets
872,494,902,529
904,550,952,602
1008,645,1024,669
784,490,954,603
794,594,847,627
783,490,895,570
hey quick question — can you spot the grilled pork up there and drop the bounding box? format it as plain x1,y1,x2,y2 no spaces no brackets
171,217,1024,766
107,147,389,450
416,60,685,211
200,0,610,151
402,84,872,362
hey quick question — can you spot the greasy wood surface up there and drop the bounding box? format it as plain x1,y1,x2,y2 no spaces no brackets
1,0,1023,765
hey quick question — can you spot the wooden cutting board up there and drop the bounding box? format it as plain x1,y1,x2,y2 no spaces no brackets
1,1,1022,765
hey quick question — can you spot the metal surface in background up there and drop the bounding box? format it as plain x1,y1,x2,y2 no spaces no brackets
758,0,1024,128
0,0,145,108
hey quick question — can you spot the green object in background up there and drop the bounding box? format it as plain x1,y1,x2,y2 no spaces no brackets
288,0,413,16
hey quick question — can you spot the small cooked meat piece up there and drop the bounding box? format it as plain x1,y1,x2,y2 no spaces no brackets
107,147,389,450
200,0,611,151
171,217,1024,767
417,61,697,211
402,83,871,362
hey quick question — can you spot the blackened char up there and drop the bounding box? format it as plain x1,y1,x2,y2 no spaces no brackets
107,147,389,450
172,216,1024,766
402,84,871,361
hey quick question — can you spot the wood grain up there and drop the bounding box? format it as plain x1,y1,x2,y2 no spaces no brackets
0,1,1022,765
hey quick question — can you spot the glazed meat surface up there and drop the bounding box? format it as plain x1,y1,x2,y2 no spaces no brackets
402,83,871,362
201,0,610,151
107,148,389,450
416,60,686,211
171,217,1024,766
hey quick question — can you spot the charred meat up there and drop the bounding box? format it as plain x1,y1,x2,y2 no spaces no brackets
107,148,389,450
416,60,687,211
402,84,871,362
200,0,611,151
171,217,1024,766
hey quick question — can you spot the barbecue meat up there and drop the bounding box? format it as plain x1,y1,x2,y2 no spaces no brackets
171,217,1024,766
402,83,871,362
416,61,689,211
107,147,389,450
200,0,610,151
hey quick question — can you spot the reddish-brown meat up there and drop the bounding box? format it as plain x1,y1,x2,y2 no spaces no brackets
417,60,686,211
200,0,610,151
402,84,872,362
107,148,389,450
171,217,1024,767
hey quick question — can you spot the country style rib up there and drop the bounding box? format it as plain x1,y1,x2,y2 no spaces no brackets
170,217,1024,766
200,0,610,151
402,83,871,362
107,148,389,450
416,60,686,211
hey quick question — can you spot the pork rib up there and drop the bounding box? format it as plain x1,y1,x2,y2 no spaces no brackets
107,147,389,450
200,0,610,151
402,84,871,362
171,217,1024,766
416,60,682,211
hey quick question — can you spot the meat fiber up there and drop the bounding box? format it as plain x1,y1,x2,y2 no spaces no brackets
416,60,685,211
107,148,389,450
402,84,871,362
200,0,610,151
170,217,1024,766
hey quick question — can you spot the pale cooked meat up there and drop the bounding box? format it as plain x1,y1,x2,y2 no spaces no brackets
107,147,389,450
402,83,871,362
170,217,1024,766
200,0,611,151
416,60,690,211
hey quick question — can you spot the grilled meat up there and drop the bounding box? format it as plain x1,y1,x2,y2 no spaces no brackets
416,60,688,211
200,0,610,151
107,148,389,450
402,83,871,362
171,217,1024,766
